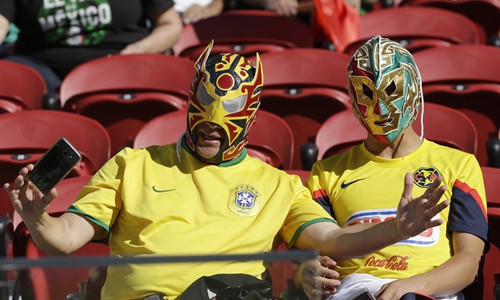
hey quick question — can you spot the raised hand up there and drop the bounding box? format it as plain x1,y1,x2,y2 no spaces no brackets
3,164,58,221
394,172,449,240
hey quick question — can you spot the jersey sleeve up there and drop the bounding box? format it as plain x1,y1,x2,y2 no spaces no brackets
306,160,335,217
281,175,336,248
67,148,133,240
448,154,489,244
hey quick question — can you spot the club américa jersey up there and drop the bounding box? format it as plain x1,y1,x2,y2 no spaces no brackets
306,139,488,280
67,139,335,300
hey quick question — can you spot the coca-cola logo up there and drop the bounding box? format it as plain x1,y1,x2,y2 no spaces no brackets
364,255,410,271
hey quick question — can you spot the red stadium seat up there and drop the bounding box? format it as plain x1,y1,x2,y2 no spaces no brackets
59,54,194,153
133,109,295,170
173,10,314,60
413,44,500,166
8,175,108,300
463,167,500,300
395,0,500,44
12,210,109,300
482,166,500,209
0,60,46,114
343,6,484,55
0,111,111,219
314,109,367,160
249,48,352,169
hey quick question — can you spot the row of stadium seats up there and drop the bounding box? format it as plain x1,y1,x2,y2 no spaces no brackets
1,43,500,168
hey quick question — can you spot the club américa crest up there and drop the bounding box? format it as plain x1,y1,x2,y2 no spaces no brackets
228,184,262,217
413,167,441,188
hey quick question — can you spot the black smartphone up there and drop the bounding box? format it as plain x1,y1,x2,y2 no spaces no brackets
27,137,82,194
345,288,377,300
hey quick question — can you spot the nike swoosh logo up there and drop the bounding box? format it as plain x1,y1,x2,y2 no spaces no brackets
152,186,175,193
341,178,368,189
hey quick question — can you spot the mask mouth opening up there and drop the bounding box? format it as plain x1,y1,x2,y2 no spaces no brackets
374,118,393,127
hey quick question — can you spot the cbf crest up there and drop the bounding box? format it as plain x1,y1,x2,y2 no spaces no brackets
229,184,262,217
413,167,441,188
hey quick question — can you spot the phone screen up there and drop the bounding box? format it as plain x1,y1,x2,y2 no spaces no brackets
27,137,82,194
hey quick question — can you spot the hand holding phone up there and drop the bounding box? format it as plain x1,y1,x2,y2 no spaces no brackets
27,137,82,194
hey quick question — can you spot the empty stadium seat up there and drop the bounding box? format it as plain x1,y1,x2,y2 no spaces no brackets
0,111,111,219
0,60,46,114
343,6,484,55
463,166,500,300
2,175,105,300
393,0,500,45
12,213,109,300
59,54,195,153
413,44,500,166
250,48,352,169
173,10,314,60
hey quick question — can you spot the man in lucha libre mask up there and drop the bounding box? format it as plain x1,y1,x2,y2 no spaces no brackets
185,40,263,164
298,36,487,300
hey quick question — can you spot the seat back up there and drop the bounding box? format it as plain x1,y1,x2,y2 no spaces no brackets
343,6,484,55
12,224,109,300
173,10,314,60
414,102,478,155
133,110,295,169
11,174,109,300
413,44,500,166
396,0,500,42
315,103,477,160
0,60,46,113
469,167,500,300
481,207,500,300
482,166,500,209
59,54,195,153
315,109,367,160
251,48,352,169
0,111,111,218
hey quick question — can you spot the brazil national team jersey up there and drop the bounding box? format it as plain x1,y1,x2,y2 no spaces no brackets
306,139,488,280
68,139,334,300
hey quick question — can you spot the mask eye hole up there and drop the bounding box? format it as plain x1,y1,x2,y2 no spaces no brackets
385,81,396,97
222,94,247,113
196,83,215,106
362,84,373,99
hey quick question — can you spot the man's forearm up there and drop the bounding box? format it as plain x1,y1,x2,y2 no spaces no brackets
319,219,404,260
24,212,96,256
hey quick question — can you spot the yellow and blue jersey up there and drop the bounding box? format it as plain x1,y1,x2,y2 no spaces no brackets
306,139,488,280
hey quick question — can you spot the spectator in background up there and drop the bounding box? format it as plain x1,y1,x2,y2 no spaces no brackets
175,0,224,24
0,0,182,98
